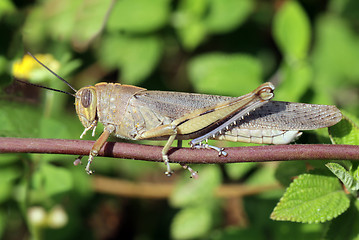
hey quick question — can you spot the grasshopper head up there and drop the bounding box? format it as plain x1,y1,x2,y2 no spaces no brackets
22,53,98,129
75,86,97,128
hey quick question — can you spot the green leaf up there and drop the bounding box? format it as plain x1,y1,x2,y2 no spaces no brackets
0,101,41,138
274,61,312,102
0,56,10,87
273,1,311,61
99,34,162,85
0,167,21,182
0,154,21,166
41,164,73,196
0,0,15,18
329,111,359,145
171,206,212,239
275,161,307,186
71,0,113,47
44,0,83,41
271,174,350,223
0,182,12,204
225,162,257,180
172,0,208,50
311,16,359,89
107,0,169,33
69,167,93,200
176,19,207,51
188,53,262,96
25,0,113,48
247,164,277,186
325,200,359,240
39,117,71,140
209,227,263,240
326,162,359,191
173,0,253,50
0,209,5,239
170,165,221,207
205,0,253,33
57,53,82,79
0,167,21,203
246,165,284,199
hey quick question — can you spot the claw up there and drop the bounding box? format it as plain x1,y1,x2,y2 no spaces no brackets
85,155,95,175
164,171,173,177
190,171,199,179
73,155,84,166
218,148,228,157
163,155,174,177
191,143,228,157
181,164,199,179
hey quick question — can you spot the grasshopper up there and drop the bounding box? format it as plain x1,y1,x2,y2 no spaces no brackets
25,53,342,177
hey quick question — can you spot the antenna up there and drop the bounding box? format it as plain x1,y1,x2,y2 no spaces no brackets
27,52,77,93
14,78,76,97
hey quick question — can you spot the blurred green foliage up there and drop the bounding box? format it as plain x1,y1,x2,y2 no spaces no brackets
0,0,359,239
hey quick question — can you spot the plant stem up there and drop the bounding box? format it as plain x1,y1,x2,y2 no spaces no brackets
1,137,359,164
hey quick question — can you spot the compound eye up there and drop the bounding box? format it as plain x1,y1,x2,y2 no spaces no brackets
81,89,92,108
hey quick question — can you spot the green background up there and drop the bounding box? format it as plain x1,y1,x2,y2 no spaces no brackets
0,0,359,239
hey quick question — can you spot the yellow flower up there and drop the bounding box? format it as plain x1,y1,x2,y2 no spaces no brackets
12,54,60,81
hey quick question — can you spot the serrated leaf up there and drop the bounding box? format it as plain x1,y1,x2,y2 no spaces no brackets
41,164,73,196
205,0,253,34
107,0,169,33
171,206,212,239
326,162,359,191
188,53,262,96
273,1,310,61
275,161,307,187
271,174,349,223
170,165,221,207
329,111,359,145
324,200,359,240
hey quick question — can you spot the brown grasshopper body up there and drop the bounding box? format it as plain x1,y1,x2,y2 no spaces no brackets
75,82,342,176
25,53,342,177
